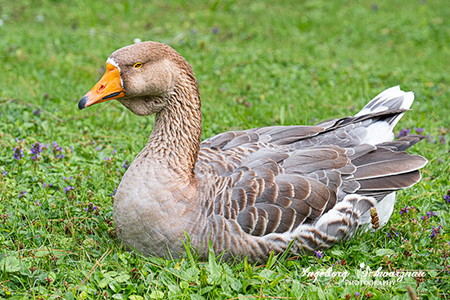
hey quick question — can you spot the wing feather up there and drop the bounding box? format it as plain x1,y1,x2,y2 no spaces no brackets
196,108,426,239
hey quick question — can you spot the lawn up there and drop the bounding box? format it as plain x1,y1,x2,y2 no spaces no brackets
0,0,449,298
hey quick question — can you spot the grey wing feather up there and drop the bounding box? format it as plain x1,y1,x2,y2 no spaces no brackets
197,110,427,239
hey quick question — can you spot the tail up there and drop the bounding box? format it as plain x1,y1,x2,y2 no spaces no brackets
354,86,414,145
265,87,427,255
355,85,414,122
300,87,426,248
348,87,426,226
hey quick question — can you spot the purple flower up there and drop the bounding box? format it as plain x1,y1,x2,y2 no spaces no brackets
122,160,129,169
444,195,450,203
355,292,360,297
18,191,26,198
430,224,442,238
104,157,112,166
31,142,44,155
212,27,219,34
414,127,425,134
439,135,446,145
14,146,24,160
425,210,437,219
2,171,7,176
397,128,411,138
426,134,435,143
30,142,44,161
399,205,409,215
63,186,75,194
314,250,323,259
52,141,65,159
33,109,41,116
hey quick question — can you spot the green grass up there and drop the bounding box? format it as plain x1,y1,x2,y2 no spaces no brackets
1,0,449,298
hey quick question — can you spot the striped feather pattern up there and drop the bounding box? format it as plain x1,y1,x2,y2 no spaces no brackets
192,87,427,262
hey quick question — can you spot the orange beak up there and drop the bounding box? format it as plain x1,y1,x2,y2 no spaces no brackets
78,63,125,110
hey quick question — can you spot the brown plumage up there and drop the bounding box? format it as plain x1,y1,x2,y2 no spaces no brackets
78,41,427,263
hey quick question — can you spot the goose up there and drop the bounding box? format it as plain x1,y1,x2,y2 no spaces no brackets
78,41,427,263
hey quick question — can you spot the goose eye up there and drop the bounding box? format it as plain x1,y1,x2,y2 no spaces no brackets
133,62,143,69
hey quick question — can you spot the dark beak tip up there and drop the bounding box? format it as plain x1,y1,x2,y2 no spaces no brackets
78,95,88,110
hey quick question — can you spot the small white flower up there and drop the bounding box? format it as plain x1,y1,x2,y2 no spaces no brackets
359,263,365,269
133,38,142,44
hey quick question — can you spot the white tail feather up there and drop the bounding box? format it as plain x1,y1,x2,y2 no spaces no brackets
355,86,414,118
355,86,414,145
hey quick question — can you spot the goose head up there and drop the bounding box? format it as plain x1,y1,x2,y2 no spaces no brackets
78,41,197,116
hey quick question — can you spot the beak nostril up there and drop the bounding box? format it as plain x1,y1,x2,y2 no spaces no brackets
98,84,106,93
